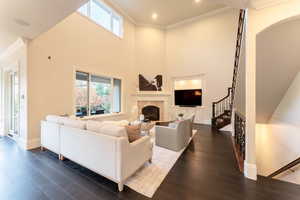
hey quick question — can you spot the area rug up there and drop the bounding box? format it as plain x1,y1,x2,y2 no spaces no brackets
125,130,197,198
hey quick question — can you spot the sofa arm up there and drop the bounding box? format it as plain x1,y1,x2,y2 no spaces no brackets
119,136,153,181
155,126,177,141
130,135,152,150
155,125,182,151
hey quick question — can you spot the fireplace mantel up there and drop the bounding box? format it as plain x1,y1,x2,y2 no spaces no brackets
131,92,172,97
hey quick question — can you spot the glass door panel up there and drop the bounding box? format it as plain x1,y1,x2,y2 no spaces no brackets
9,71,19,135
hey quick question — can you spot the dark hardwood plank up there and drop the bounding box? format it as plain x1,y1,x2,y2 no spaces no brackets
0,125,299,200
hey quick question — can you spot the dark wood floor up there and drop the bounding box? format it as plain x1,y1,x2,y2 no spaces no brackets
0,125,299,200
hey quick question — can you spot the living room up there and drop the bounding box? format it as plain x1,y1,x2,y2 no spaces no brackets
0,0,240,198
24,1,237,147
1,0,300,199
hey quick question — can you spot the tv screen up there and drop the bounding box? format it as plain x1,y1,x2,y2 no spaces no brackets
175,89,202,107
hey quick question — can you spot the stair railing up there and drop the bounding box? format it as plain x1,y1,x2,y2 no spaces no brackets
212,9,246,127
234,111,246,161
212,87,232,119
268,157,300,178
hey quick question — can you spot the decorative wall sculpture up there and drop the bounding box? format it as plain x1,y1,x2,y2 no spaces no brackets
139,74,162,91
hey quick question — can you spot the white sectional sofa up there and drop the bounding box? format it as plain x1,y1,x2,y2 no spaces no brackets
41,115,153,191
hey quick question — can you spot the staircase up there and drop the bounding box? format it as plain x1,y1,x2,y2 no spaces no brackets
212,9,246,130
268,157,300,179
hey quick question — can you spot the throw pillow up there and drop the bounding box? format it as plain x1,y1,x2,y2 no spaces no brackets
125,124,142,143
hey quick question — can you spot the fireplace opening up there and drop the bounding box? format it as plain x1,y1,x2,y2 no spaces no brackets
142,106,160,121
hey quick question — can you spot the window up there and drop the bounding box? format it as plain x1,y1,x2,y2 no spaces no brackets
78,0,123,38
75,72,89,117
75,71,122,117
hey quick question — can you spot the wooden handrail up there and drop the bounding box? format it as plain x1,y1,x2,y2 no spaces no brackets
268,157,300,178
213,88,232,104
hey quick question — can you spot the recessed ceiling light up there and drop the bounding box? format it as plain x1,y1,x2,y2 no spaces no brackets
194,0,201,3
152,13,158,20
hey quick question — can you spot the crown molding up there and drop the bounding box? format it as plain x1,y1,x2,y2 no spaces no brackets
249,0,289,10
166,7,233,30
135,23,166,30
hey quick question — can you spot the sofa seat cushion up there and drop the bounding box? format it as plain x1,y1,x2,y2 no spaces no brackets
125,124,142,143
61,118,86,130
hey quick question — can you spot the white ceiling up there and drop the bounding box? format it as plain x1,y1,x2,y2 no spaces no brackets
0,0,88,40
256,18,300,123
109,0,248,26
249,0,290,9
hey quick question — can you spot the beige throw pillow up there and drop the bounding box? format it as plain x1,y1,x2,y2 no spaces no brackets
125,124,142,143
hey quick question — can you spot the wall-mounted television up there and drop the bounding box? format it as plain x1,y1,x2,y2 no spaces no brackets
175,89,202,107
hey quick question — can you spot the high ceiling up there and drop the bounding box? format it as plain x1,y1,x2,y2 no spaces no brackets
110,0,227,26
0,0,88,40
256,18,300,123
109,0,249,26
108,0,287,26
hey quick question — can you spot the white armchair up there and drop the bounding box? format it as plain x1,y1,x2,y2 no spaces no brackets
155,119,190,151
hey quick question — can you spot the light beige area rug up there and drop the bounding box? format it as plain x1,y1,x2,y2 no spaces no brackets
125,130,197,198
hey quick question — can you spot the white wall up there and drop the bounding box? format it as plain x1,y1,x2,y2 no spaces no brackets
165,8,239,124
256,19,300,123
245,1,300,179
134,26,167,90
27,13,136,142
24,8,241,146
256,71,300,184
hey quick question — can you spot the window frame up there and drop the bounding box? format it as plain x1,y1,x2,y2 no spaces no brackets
74,70,123,117
77,0,124,38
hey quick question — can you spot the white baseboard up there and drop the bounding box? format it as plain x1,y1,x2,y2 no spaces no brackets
244,161,257,180
27,138,41,150
18,137,40,150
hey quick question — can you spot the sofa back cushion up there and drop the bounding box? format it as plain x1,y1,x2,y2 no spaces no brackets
46,115,64,124
101,120,129,126
86,120,127,138
86,120,104,133
100,124,127,137
61,118,86,130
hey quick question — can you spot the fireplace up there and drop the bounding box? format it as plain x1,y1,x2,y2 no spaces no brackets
142,106,160,121
137,100,164,121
